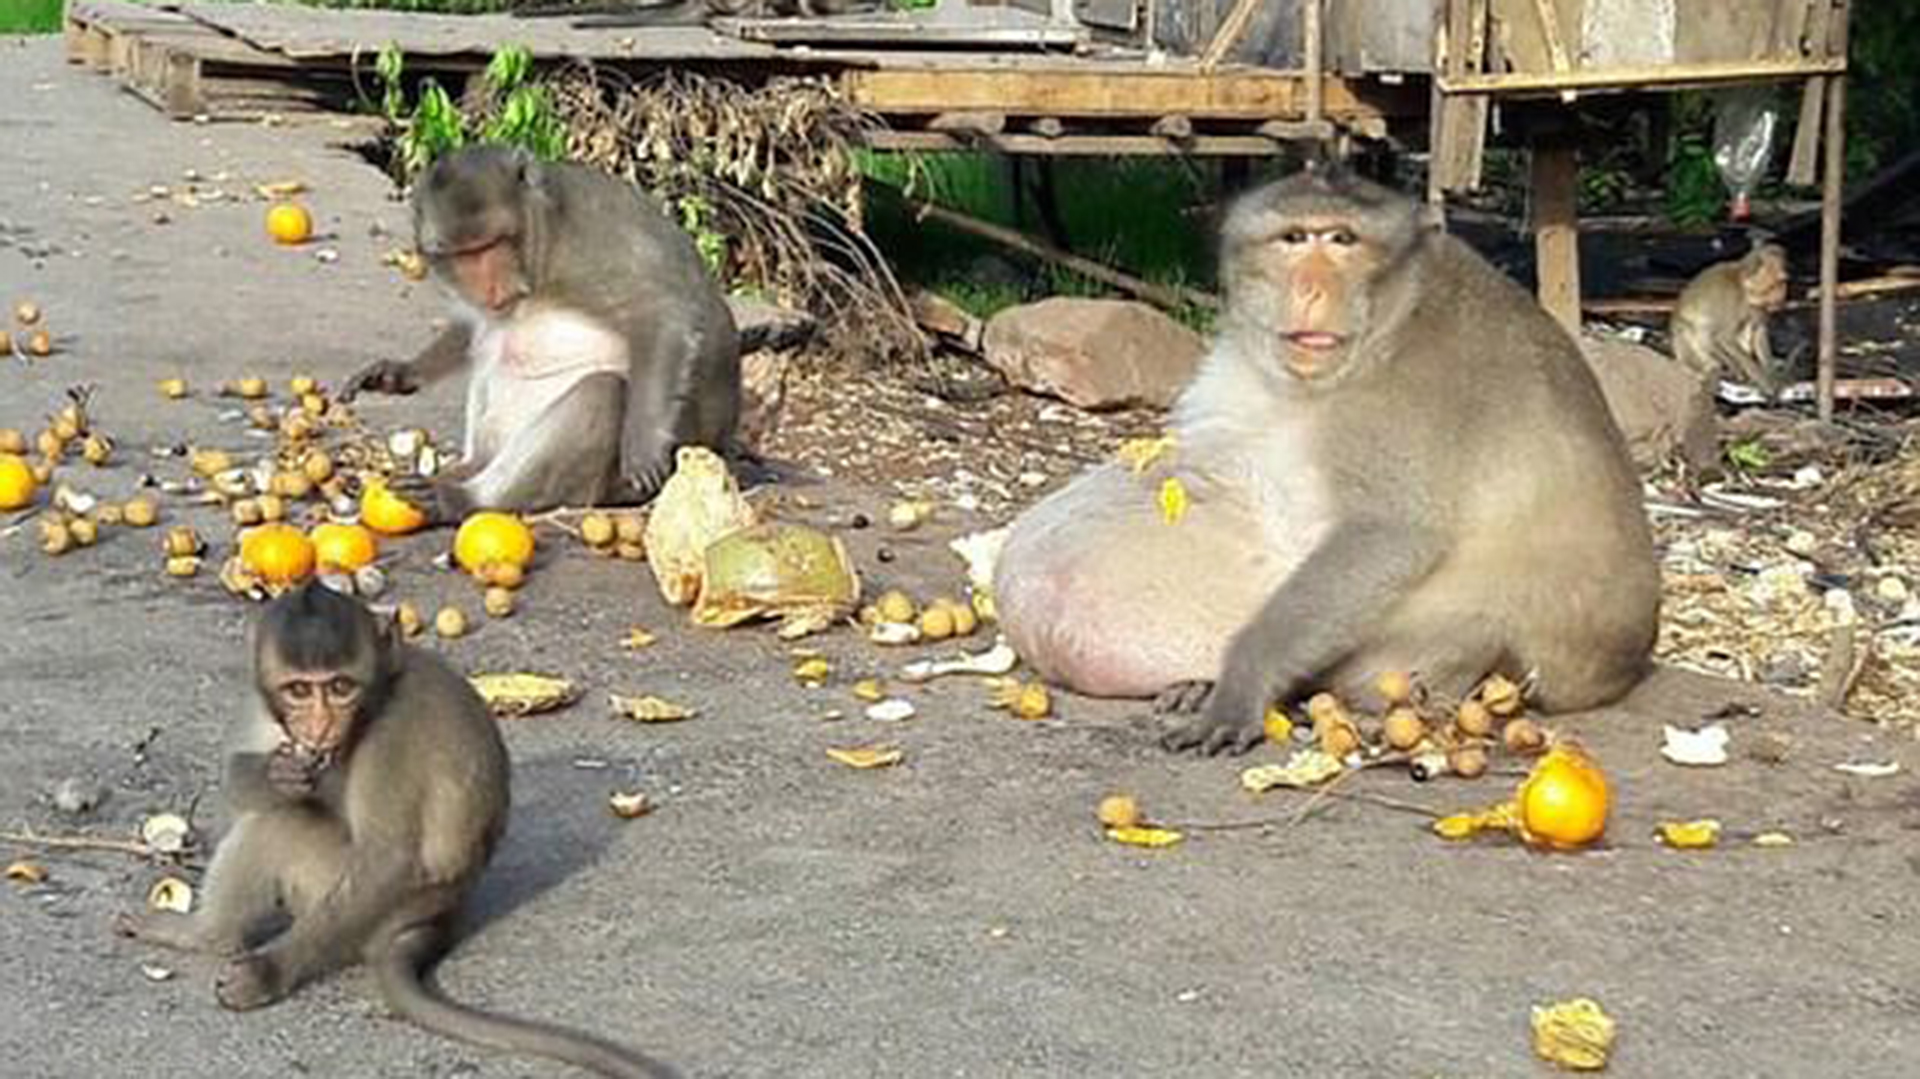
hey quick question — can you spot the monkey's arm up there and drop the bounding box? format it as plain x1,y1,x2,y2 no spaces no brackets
1166,519,1447,755
341,325,472,400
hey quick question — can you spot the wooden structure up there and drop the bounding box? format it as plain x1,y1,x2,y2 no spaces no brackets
64,0,1854,417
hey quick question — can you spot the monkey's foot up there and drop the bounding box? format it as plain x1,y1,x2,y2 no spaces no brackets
215,954,285,1011
1153,680,1215,714
382,473,452,526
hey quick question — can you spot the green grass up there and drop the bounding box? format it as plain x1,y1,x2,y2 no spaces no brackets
1,0,66,34
858,151,1226,328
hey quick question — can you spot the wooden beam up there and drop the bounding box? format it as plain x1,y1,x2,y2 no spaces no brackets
1304,0,1324,124
1816,74,1846,423
840,68,1379,122
862,130,1289,157
1530,132,1582,337
1437,56,1846,95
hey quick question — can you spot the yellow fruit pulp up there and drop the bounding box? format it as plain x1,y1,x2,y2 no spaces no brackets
361,480,427,536
266,202,313,245
1517,745,1610,850
454,511,535,574
239,523,317,584
0,453,38,510
311,522,379,572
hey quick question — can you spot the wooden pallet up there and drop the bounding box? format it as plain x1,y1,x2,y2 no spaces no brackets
66,1,350,119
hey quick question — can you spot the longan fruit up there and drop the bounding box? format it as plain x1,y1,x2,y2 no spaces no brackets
614,541,646,562
483,588,515,618
395,602,424,637
80,434,112,466
1375,669,1413,706
96,503,124,526
1447,744,1489,779
231,499,264,527
230,377,268,399
288,376,317,397
163,526,202,557
164,555,200,578
918,604,955,641
579,512,616,548
1382,706,1426,751
614,514,645,545
1011,682,1051,720
122,497,158,528
0,429,24,455
14,301,42,325
949,599,979,637
68,518,99,546
29,459,53,485
481,561,525,590
301,451,334,484
1502,717,1547,754
35,429,64,460
1319,717,1360,758
1097,795,1142,829
1479,674,1523,717
1305,692,1343,725
434,606,468,639
41,520,73,555
25,329,51,357
875,589,915,624
255,494,286,522
1455,699,1493,738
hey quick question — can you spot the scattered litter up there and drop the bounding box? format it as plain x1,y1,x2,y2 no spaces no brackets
1660,723,1730,767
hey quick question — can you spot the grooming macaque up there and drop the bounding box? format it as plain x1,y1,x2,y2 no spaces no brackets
116,584,674,1078
993,169,1661,755
1669,242,1791,394
343,144,741,523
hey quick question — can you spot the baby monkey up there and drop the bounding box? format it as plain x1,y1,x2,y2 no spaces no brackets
1670,242,1792,395
116,583,675,1079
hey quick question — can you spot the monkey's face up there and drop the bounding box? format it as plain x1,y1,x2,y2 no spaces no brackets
414,149,534,316
1230,221,1396,383
1742,251,1789,312
270,671,367,757
427,232,528,315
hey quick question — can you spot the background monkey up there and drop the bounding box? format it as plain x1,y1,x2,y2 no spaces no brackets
344,144,742,523
116,583,677,1079
1669,241,1792,395
992,168,1661,755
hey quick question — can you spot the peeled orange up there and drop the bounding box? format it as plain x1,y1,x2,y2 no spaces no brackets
311,522,378,572
0,453,38,510
1517,744,1610,850
454,511,535,575
361,479,427,536
240,523,317,585
266,202,313,246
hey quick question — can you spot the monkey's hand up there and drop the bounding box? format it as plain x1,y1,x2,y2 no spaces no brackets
1160,673,1269,756
383,470,468,526
216,953,287,1011
1153,680,1215,715
266,746,320,799
340,359,421,401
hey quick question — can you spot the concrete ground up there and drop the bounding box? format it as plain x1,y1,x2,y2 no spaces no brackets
4,34,1919,1079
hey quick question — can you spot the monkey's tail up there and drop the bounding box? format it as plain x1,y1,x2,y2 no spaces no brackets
375,931,679,1079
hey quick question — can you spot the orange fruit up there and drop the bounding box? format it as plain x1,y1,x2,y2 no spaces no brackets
1517,744,1610,850
454,511,535,575
311,522,379,572
360,479,427,536
0,453,38,510
266,202,313,246
240,523,317,585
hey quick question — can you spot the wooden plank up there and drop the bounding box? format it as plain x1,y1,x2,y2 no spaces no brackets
1431,0,1489,194
863,130,1288,157
1530,133,1582,336
1787,1,1837,186
1815,11,1850,422
1438,55,1845,94
842,67,1380,120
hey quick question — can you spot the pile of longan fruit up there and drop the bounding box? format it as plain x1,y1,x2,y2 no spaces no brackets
1302,670,1547,780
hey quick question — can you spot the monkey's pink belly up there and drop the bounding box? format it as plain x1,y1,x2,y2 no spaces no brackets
994,465,1303,699
466,307,629,462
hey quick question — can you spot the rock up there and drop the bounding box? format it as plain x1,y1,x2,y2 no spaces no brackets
728,296,814,353
738,350,789,452
1579,332,1719,473
981,298,1206,411
908,290,984,352
50,776,105,817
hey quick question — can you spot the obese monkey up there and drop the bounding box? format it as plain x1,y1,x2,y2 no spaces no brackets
1669,241,1791,395
992,168,1661,755
344,144,742,522
115,583,676,1079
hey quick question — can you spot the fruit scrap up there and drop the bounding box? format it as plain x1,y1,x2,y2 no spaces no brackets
826,745,903,770
608,692,696,723
1659,723,1730,767
899,640,1019,683
470,673,578,717
1241,749,1344,792
1262,705,1294,744
1105,825,1184,849
864,698,916,723
793,656,831,686
1114,434,1175,474
1157,476,1189,524
4,861,48,884
158,378,188,399
1530,998,1617,1072
1431,801,1519,841
1502,717,1547,754
851,678,886,702
988,679,1052,720
1656,819,1722,850
608,791,654,819
619,626,657,650
147,877,194,913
